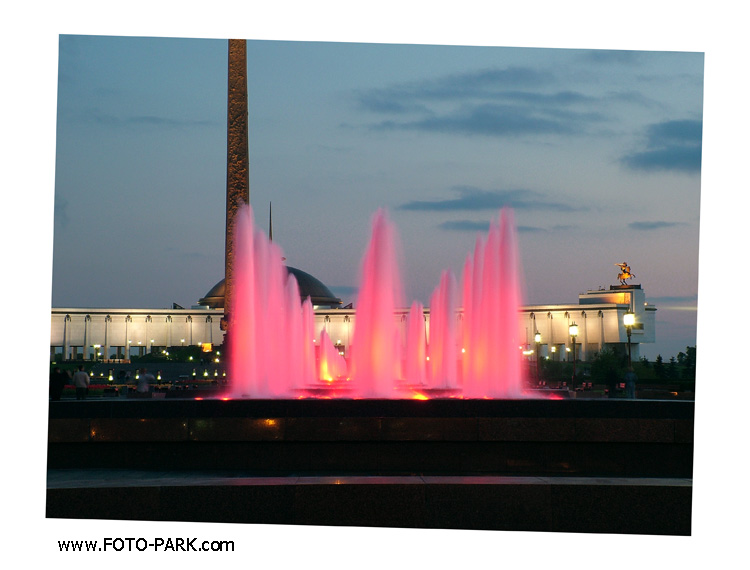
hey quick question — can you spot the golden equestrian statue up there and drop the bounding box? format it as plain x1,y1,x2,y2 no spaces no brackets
615,262,635,285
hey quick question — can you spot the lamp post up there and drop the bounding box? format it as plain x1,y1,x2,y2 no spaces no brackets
569,323,579,390
623,312,635,369
534,331,542,384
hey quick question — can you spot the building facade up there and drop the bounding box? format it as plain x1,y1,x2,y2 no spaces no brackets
50,285,654,364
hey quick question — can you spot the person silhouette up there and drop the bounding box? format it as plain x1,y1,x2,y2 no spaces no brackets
72,365,90,400
49,367,68,400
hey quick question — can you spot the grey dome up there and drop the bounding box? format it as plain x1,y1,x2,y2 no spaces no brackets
199,267,341,309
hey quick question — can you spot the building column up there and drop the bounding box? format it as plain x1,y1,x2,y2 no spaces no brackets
166,315,173,348
125,315,132,361
581,311,588,361
547,312,554,361
63,314,71,361
104,315,111,361
82,315,91,360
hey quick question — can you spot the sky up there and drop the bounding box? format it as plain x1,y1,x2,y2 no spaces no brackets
5,2,749,564
51,34,703,360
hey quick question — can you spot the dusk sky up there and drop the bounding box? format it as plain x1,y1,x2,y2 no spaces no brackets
51,35,702,359
6,1,749,565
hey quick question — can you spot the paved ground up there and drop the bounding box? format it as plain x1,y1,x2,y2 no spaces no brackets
46,469,692,534
47,468,692,489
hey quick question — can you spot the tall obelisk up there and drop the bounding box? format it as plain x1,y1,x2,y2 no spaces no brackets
223,39,249,330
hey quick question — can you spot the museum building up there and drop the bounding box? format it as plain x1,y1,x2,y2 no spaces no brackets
50,266,655,365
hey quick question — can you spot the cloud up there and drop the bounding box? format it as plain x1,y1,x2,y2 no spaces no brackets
579,50,642,65
439,219,572,234
647,295,698,311
438,220,490,232
356,66,554,112
628,220,686,230
81,110,216,129
621,119,702,173
374,103,598,137
356,66,607,138
649,294,697,304
400,186,586,213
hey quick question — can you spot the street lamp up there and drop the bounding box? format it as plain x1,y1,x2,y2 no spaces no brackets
623,312,635,369
569,323,579,390
534,331,542,384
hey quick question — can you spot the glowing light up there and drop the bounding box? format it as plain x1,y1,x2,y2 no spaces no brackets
411,392,429,400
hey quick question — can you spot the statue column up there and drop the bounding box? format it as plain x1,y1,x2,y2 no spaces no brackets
224,38,250,326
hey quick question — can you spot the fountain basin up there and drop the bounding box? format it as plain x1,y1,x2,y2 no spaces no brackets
48,398,694,477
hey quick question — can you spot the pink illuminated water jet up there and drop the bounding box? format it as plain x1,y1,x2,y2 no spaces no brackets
228,204,526,399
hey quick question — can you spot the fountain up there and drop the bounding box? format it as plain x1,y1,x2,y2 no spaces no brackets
228,204,526,399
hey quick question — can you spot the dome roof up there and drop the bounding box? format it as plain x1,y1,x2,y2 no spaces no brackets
199,266,341,309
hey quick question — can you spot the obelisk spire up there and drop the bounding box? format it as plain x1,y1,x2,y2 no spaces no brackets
223,38,249,326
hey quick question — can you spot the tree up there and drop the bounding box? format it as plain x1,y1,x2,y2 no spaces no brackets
590,349,625,395
682,346,696,382
667,356,679,380
654,354,666,380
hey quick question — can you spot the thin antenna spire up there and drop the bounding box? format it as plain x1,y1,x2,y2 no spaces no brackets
269,202,286,261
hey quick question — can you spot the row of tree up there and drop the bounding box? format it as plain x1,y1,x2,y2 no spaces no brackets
535,346,696,389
